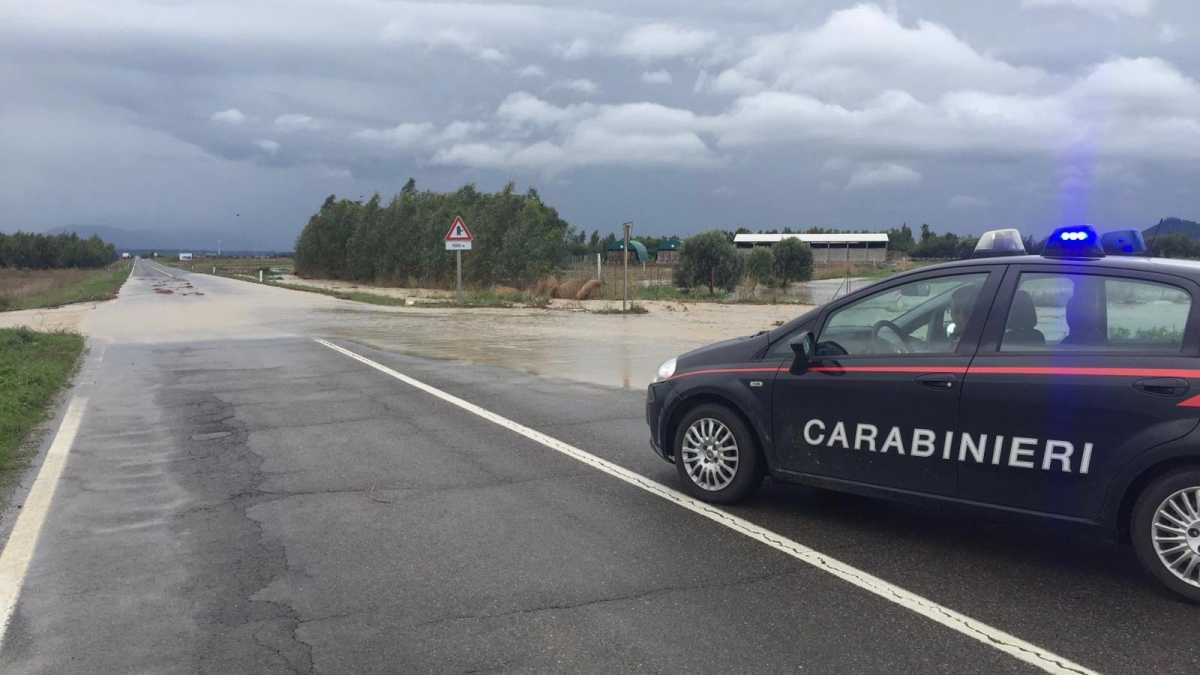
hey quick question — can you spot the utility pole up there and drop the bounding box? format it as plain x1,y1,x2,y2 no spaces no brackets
622,221,633,312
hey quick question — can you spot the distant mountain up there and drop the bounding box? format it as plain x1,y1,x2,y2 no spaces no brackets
39,225,285,253
1144,218,1200,241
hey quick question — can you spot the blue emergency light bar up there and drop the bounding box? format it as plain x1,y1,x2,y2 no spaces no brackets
1100,229,1147,256
1043,225,1104,259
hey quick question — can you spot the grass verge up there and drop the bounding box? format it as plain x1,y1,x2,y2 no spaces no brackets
0,328,85,473
0,261,132,312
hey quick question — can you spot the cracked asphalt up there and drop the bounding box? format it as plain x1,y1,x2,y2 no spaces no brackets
0,259,1196,674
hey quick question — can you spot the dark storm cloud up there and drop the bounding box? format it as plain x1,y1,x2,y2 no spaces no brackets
3,1,1199,248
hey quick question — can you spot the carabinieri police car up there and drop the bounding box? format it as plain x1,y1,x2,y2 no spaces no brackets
646,225,1200,602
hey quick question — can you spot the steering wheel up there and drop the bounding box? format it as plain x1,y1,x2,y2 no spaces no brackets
872,320,912,354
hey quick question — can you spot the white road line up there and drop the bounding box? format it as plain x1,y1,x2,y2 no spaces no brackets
0,397,87,648
315,338,1096,675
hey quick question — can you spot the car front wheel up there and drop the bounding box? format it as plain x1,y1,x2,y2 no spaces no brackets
1132,468,1200,603
673,404,763,504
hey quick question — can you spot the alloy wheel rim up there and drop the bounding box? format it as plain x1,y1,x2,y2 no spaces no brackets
1151,487,1200,589
680,418,739,491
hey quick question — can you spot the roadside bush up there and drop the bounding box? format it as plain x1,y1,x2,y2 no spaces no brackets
744,248,774,289
675,230,743,294
773,238,813,285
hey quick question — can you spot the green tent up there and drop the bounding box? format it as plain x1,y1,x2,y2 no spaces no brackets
606,240,649,263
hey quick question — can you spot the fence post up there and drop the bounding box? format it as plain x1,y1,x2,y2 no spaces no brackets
596,252,601,281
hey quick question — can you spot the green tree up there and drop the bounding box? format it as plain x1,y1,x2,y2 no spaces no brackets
773,238,814,284
675,230,743,294
744,247,774,289
887,224,915,254
1148,234,1200,259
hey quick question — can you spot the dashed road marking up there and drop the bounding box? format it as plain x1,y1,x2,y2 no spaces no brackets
314,338,1096,675
0,397,87,648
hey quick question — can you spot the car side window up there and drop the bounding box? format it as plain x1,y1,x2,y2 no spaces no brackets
1000,273,1191,352
817,273,989,356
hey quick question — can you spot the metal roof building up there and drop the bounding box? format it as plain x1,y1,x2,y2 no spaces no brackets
733,232,889,263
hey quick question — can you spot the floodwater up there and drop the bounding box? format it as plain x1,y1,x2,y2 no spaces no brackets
72,262,811,391
319,302,808,390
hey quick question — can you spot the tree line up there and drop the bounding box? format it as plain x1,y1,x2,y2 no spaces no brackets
294,181,577,287
674,231,814,294
0,232,117,269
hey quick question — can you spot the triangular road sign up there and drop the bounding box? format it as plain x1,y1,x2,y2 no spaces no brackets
444,216,474,242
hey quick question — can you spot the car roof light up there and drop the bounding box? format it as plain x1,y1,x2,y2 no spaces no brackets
1043,225,1104,259
972,228,1026,258
1100,229,1147,256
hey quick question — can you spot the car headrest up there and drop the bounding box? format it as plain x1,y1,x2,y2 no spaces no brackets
1009,290,1038,331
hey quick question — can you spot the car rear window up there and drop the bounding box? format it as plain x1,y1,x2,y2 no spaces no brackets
1001,273,1191,352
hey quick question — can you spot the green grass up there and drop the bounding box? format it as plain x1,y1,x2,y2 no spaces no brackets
0,328,85,473
0,261,132,312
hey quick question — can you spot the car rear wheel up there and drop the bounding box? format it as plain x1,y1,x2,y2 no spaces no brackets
674,404,762,504
1132,468,1200,603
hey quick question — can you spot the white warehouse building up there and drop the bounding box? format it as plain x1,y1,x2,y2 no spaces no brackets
733,232,889,264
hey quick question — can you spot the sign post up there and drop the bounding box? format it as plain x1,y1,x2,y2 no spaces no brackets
444,216,474,304
622,221,633,312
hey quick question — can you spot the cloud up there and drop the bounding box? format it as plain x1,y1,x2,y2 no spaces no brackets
379,3,615,63
517,64,546,78
555,38,592,61
617,23,717,60
1158,24,1181,44
497,92,588,128
948,195,990,209
641,70,673,85
708,5,1043,104
273,113,319,132
210,108,246,125
254,139,280,155
434,95,718,172
352,119,486,150
353,122,434,148
1021,0,1154,18
845,163,921,190
553,78,599,96
706,56,1200,163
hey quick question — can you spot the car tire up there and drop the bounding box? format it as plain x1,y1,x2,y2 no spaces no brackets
1131,467,1200,604
673,404,763,504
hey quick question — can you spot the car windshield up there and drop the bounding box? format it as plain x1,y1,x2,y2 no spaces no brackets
3,2,1195,673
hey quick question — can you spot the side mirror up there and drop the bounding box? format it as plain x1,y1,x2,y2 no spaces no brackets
789,331,816,375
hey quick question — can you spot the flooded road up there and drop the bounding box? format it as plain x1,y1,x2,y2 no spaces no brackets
80,262,811,390
319,302,808,390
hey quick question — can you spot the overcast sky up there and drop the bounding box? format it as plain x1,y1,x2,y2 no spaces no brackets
3,0,1199,248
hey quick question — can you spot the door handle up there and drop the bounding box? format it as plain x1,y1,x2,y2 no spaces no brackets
916,373,957,391
1133,377,1189,398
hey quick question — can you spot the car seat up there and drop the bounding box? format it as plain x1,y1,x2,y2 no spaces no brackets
1004,290,1045,346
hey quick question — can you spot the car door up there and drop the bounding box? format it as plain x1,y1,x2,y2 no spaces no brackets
957,264,1200,519
771,267,1001,496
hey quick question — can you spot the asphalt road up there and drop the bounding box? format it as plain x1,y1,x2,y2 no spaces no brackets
0,259,1195,673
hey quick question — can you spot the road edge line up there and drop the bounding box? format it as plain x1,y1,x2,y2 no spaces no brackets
0,396,87,648
313,338,1095,675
